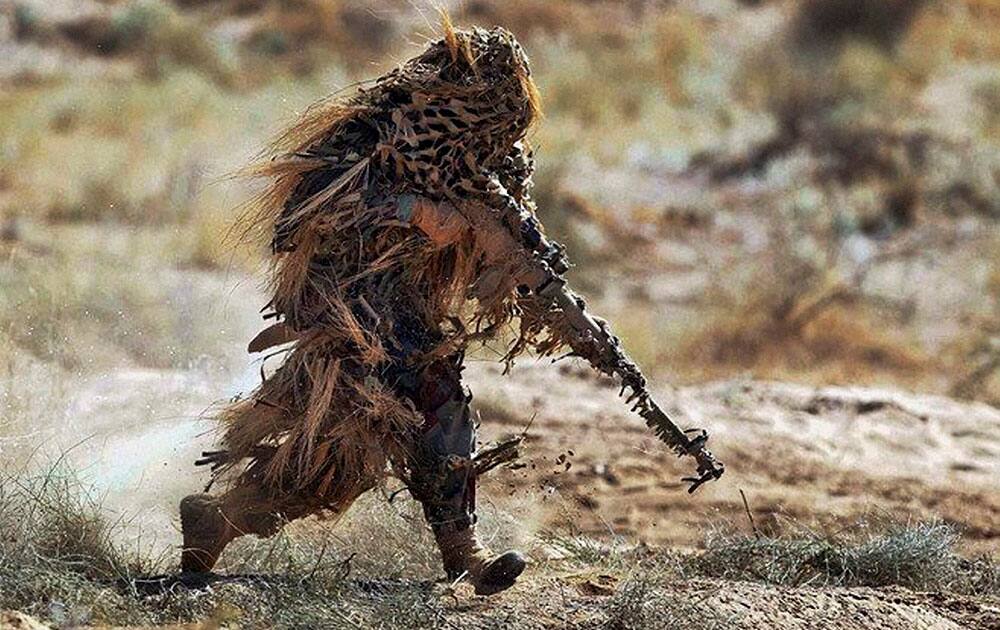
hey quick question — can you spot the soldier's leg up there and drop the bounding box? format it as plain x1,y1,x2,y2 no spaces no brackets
181,484,291,573
180,479,370,573
403,357,526,595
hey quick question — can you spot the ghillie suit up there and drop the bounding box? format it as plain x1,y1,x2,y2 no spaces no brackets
180,23,722,595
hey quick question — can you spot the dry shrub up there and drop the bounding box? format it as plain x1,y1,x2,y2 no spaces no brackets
681,235,926,385
728,1,938,187
58,1,237,85
737,39,904,144
690,519,999,595
948,252,1000,404
790,0,929,52
243,0,399,70
0,463,148,623
757,0,1000,131
460,0,590,40
716,37,1000,221
540,533,644,572
0,461,449,627
605,569,733,630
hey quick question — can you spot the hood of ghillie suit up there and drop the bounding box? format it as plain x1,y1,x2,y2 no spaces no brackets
258,24,542,249
375,24,542,159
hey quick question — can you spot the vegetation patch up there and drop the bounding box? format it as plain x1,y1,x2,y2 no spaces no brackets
1,462,998,627
690,520,999,595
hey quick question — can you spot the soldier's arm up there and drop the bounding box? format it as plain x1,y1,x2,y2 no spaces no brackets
450,177,726,491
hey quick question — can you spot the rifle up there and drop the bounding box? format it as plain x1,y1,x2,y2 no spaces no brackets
454,184,725,493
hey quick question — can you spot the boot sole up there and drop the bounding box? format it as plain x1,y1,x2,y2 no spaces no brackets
473,552,527,596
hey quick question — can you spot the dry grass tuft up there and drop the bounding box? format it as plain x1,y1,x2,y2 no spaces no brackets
605,568,733,630
691,519,999,595
0,462,456,628
0,462,152,625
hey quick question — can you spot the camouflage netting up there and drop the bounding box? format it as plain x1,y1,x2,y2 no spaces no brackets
205,22,560,512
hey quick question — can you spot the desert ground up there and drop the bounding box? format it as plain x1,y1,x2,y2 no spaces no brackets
1,0,999,628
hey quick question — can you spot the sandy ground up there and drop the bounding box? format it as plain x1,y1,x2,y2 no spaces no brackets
14,264,994,552
468,359,1000,554
5,575,999,630
443,574,1000,629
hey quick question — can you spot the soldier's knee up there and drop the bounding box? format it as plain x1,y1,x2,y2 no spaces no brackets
424,393,474,456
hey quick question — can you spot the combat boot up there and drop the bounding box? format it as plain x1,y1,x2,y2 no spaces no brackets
435,524,526,595
403,356,526,594
179,493,239,573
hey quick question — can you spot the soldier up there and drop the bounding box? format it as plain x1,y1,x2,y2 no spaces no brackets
180,22,721,597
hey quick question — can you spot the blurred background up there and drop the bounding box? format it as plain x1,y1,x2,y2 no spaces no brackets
0,0,999,544
3,0,999,401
